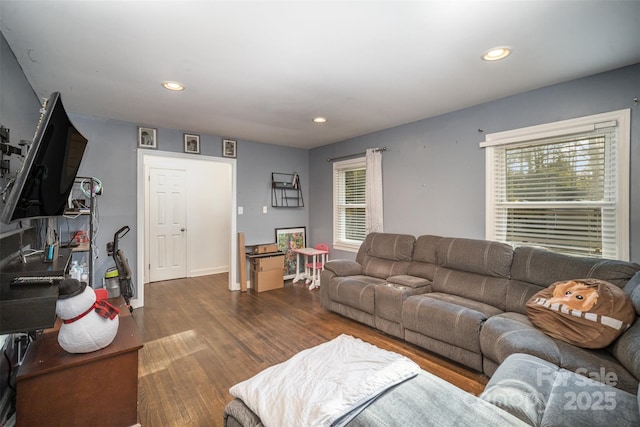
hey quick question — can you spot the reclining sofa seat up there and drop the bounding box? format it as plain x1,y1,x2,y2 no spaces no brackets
481,271,640,426
402,237,514,372
320,233,416,328
480,246,640,394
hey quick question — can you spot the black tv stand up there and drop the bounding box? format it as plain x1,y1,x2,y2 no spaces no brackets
0,248,72,334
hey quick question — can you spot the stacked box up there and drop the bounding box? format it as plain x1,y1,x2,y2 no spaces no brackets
251,243,279,254
250,254,284,292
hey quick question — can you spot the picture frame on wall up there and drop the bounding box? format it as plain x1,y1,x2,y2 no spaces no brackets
184,133,200,154
138,127,157,149
275,226,306,279
222,139,237,158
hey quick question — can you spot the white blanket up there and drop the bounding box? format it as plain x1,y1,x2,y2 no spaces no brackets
229,334,420,427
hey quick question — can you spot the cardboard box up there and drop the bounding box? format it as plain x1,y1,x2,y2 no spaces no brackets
250,255,284,272
251,268,284,292
251,243,279,254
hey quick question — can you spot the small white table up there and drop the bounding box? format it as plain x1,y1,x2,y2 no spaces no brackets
292,247,329,290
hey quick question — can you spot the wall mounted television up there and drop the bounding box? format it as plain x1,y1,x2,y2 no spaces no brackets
1,92,87,224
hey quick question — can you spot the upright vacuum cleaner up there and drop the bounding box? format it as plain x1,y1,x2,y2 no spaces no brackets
106,226,134,312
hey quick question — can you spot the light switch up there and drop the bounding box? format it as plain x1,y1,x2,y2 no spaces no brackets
263,206,268,214
238,206,243,215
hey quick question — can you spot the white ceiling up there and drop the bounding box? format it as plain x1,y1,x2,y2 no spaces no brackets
1,1,639,149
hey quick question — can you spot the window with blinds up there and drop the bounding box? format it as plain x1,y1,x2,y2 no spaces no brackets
333,158,367,251
482,110,630,260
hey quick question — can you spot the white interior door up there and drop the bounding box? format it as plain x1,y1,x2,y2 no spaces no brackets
149,167,187,282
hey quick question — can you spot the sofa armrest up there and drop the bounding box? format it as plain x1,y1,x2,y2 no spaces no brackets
387,274,431,289
481,353,640,427
324,259,362,277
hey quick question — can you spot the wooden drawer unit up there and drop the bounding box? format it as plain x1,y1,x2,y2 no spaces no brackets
16,307,143,427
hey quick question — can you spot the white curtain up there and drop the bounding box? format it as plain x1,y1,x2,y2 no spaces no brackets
365,148,384,233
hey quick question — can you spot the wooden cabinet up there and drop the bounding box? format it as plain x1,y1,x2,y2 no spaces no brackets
16,300,142,427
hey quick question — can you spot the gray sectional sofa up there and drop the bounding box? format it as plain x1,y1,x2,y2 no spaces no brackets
319,232,640,426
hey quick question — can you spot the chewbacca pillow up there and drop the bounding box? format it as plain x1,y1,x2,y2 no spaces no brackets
526,278,636,349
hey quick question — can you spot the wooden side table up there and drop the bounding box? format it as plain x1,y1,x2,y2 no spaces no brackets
16,300,143,427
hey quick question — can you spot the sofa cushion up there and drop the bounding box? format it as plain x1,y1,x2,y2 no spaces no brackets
611,319,640,386
363,232,415,261
505,279,546,314
406,235,441,280
525,279,636,349
323,259,363,277
327,275,384,314
623,270,640,313
411,235,441,264
403,293,502,353
436,237,513,278
481,353,640,427
432,238,513,310
480,312,639,394
361,258,412,280
357,233,415,279
375,282,431,324
433,268,511,311
510,246,640,288
480,312,562,367
345,369,530,427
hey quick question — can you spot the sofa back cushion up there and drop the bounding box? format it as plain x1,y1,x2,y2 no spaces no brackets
436,238,513,277
407,235,442,280
357,233,415,279
505,280,546,314
623,270,640,314
510,246,640,287
507,246,640,313
432,238,514,309
611,271,640,382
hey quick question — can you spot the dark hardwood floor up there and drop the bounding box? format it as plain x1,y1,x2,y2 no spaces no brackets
132,274,487,426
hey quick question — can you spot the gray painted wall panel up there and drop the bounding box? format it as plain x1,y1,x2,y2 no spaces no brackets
310,64,640,263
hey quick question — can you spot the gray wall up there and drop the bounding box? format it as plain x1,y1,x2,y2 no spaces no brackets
310,63,640,263
70,116,309,287
237,140,308,246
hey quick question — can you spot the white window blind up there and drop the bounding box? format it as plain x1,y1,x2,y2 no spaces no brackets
333,158,367,251
483,110,630,260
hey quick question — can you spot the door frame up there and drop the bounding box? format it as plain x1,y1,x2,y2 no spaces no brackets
135,150,238,308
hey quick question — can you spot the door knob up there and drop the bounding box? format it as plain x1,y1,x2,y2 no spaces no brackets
181,228,185,232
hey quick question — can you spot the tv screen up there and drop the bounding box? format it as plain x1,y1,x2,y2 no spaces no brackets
1,92,87,224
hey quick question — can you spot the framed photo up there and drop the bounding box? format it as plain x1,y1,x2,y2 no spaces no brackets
275,226,306,279
222,139,237,158
138,127,157,149
184,133,200,154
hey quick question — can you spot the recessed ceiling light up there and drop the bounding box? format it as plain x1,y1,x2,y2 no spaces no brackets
162,81,185,91
482,47,511,61
313,117,328,123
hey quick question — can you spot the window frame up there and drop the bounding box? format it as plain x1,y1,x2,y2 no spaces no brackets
333,157,367,252
481,109,630,260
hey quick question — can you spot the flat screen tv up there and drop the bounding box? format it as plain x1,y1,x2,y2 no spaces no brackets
1,92,87,224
